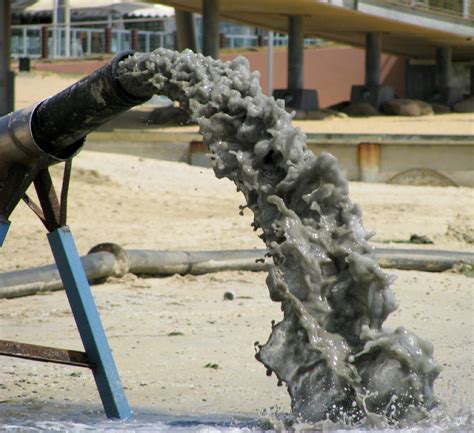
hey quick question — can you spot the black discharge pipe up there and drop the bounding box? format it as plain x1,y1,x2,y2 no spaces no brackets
0,51,154,222
31,51,152,155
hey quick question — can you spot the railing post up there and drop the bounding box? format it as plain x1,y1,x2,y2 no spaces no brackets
87,30,92,55
22,27,27,56
131,29,139,51
219,32,225,49
41,26,49,59
104,27,112,54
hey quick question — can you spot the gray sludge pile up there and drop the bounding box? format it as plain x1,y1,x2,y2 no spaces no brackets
117,49,441,425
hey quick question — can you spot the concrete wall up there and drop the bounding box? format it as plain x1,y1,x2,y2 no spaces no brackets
222,46,406,107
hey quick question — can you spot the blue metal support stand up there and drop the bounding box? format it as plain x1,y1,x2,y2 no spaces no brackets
0,164,131,419
47,226,131,419
0,218,10,247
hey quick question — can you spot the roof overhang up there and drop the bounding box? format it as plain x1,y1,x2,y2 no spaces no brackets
146,0,474,61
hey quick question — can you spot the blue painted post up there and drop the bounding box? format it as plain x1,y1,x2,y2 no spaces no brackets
0,218,10,247
47,226,131,419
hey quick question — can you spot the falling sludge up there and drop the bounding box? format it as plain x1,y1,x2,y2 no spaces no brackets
117,49,441,425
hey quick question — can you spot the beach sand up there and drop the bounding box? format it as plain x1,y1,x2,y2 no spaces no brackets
1,70,472,424
0,150,472,420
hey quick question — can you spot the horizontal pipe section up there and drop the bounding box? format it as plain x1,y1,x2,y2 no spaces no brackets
0,251,116,299
0,246,472,299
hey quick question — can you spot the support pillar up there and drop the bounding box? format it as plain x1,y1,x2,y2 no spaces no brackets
436,46,452,91
273,15,318,111
0,1,14,116
434,47,463,105
202,0,219,58
288,15,304,90
351,32,393,108
365,32,381,88
175,10,197,52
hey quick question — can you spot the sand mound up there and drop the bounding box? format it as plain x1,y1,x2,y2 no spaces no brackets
453,96,474,113
382,99,434,116
305,108,347,120
343,101,380,117
445,214,474,244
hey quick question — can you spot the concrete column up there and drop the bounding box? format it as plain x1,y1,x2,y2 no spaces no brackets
0,1,14,115
288,15,304,90
365,32,381,87
436,47,452,90
202,0,219,58
175,10,197,52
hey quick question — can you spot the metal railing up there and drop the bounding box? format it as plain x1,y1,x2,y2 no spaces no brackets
12,25,324,59
365,0,474,20
11,25,175,59
222,34,323,49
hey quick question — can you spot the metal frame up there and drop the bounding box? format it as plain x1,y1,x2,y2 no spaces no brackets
0,162,131,419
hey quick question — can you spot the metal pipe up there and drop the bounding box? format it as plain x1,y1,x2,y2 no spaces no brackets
1,246,472,300
0,51,152,167
0,51,155,222
31,51,151,154
0,251,117,299
127,249,269,275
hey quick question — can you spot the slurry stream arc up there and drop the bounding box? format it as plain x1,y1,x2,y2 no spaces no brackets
117,49,441,424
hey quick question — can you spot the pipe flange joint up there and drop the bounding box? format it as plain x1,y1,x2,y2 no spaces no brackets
88,243,130,277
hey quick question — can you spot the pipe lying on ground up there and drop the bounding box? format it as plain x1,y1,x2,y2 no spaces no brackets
0,244,472,299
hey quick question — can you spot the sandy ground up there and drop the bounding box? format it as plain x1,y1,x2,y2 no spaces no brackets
0,151,473,422
3,70,473,425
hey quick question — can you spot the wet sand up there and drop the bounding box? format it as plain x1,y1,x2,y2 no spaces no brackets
0,152,472,420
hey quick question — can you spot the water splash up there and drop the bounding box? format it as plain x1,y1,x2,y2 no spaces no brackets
117,49,441,424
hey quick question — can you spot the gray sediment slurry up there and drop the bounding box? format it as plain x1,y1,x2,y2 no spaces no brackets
117,49,441,424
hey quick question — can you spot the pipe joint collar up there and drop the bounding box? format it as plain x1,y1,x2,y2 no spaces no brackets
0,102,84,169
